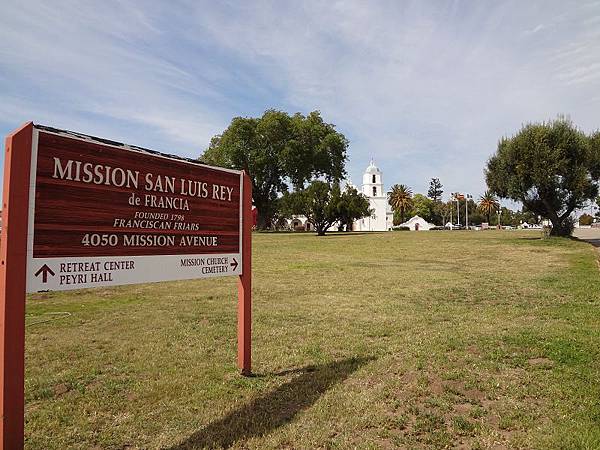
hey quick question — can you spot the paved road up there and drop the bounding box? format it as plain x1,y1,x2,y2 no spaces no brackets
573,227,600,248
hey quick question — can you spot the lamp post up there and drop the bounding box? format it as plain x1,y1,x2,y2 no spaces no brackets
453,193,460,228
465,194,472,230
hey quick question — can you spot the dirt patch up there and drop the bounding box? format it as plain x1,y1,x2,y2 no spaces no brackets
466,345,481,356
464,388,487,402
528,357,554,368
443,380,464,396
401,370,417,384
429,379,444,395
454,403,473,414
53,383,69,396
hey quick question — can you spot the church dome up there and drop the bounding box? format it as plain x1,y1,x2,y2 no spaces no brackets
365,159,381,174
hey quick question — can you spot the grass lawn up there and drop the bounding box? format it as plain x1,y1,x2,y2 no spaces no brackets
25,231,600,449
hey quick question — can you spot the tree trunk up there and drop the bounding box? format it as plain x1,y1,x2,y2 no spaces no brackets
539,199,574,237
549,218,574,236
254,198,274,230
256,211,269,230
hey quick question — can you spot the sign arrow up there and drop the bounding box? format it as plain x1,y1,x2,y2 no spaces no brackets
34,264,55,283
230,258,239,271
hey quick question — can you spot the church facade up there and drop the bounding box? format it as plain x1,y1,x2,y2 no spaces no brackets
352,160,394,232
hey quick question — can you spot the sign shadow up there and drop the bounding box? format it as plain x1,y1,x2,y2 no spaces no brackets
165,356,374,449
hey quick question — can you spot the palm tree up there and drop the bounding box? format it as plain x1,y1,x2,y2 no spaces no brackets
478,190,500,224
388,184,413,224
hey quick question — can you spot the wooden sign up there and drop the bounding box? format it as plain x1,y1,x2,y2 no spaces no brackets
26,126,245,292
0,123,253,449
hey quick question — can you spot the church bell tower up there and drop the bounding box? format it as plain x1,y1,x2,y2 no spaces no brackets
362,159,384,197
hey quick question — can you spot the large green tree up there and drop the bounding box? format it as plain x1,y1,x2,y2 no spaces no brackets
486,118,600,236
201,110,348,229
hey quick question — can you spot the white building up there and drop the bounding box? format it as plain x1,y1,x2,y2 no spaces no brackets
398,215,436,231
354,160,394,232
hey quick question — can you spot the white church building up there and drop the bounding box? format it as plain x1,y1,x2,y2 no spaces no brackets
352,160,394,231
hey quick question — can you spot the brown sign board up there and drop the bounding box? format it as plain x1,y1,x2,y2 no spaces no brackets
1,122,253,448
26,126,244,292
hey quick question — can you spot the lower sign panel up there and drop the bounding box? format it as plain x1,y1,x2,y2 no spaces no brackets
27,254,242,292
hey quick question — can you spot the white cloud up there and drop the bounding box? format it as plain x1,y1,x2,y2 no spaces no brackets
1,0,599,202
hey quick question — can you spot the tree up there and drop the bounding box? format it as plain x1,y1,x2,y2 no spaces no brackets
579,213,594,226
281,181,339,236
435,200,453,226
409,194,435,222
498,207,515,227
201,110,348,229
336,186,372,231
477,190,500,224
281,181,370,236
485,118,600,236
596,197,600,218
388,184,413,225
466,198,486,226
428,178,443,202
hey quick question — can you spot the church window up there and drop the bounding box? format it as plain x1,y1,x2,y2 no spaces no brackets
373,186,377,196
372,174,376,183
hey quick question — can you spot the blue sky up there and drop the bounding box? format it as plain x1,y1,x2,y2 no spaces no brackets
1,1,600,204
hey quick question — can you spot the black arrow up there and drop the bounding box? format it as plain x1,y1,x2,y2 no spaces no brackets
230,258,239,271
34,264,55,283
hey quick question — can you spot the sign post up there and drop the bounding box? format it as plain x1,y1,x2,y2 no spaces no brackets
1,122,33,450
0,123,252,448
238,173,252,376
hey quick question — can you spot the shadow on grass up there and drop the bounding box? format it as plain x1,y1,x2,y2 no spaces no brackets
323,232,383,237
576,237,600,248
166,357,373,449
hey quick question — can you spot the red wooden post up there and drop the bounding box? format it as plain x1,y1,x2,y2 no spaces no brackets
0,122,33,450
237,172,252,376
